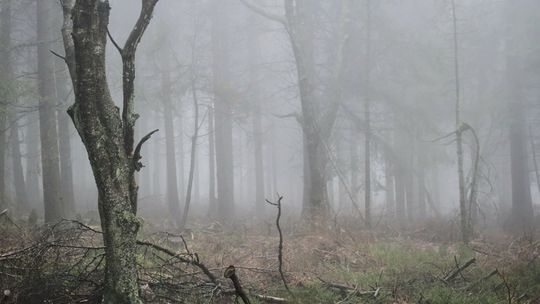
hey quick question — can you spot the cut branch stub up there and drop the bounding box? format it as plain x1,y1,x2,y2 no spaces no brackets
133,129,159,171
224,265,251,304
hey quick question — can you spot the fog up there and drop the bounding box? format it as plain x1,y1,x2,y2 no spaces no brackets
0,0,539,302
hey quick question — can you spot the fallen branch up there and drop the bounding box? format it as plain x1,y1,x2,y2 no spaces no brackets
443,257,476,282
136,240,217,284
253,294,288,303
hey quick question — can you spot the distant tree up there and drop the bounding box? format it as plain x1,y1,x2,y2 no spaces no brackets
211,0,235,220
60,0,159,302
0,0,11,210
37,0,64,222
241,0,350,223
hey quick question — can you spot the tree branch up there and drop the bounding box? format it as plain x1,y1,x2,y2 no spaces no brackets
121,0,159,155
107,28,123,55
133,129,159,171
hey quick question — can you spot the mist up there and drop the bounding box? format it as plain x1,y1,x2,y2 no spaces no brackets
0,0,538,303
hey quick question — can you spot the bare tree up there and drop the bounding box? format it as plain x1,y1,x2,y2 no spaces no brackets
60,0,159,302
211,0,235,220
451,0,469,243
37,0,64,222
0,0,11,210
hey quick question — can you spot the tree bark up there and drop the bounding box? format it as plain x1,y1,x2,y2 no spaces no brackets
61,0,159,302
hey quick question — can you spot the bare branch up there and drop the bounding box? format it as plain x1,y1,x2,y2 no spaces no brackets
49,49,66,61
107,28,123,55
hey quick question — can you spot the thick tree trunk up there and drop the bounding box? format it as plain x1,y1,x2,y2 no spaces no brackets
62,0,159,302
37,0,64,222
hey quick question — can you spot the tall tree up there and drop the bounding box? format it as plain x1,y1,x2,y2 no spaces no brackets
10,118,28,211
211,0,235,219
364,0,372,228
37,0,64,222
248,15,265,211
55,62,75,216
60,0,159,302
451,0,469,243
0,0,11,210
162,68,181,224
241,0,350,222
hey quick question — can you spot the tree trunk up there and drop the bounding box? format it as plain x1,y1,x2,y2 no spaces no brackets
0,0,11,210
211,0,234,220
10,118,28,211
509,101,534,229
25,114,41,208
37,0,64,222
384,149,395,218
180,78,200,229
207,105,216,216
55,62,76,217
162,69,180,223
451,0,469,243
363,0,372,228
62,0,159,302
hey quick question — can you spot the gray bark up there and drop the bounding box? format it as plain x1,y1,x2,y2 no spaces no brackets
61,0,159,302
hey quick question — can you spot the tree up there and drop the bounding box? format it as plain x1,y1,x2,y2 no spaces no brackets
241,0,350,222
162,67,181,224
451,0,469,243
0,0,11,210
37,0,64,222
211,0,235,219
60,0,159,302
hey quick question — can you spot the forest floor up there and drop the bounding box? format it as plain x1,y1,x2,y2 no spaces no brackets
0,213,539,303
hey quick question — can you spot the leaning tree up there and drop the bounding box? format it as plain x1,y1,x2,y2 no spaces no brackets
59,0,159,302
